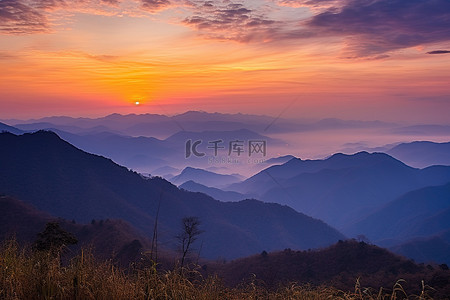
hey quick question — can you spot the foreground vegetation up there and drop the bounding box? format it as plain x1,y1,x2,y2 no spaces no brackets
0,239,439,300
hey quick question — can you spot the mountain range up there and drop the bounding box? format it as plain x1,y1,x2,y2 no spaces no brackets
212,240,450,298
0,131,344,259
226,152,450,229
2,124,281,177
0,122,24,135
346,182,450,242
5,112,397,138
0,195,150,264
387,141,450,168
171,167,243,188
2,115,450,266
179,181,251,202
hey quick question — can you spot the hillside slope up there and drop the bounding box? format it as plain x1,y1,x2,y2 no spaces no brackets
0,131,344,259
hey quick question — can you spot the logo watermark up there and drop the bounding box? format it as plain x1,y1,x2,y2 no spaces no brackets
185,139,267,165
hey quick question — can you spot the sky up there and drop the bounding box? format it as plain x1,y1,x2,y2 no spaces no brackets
1,0,450,123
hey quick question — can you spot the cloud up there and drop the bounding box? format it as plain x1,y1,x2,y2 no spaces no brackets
306,0,450,57
31,0,121,10
141,0,172,12
3,0,450,60
0,0,134,35
183,0,279,42
180,0,450,58
0,0,50,34
427,50,450,55
101,0,120,5
32,0,68,10
0,51,19,60
276,0,343,9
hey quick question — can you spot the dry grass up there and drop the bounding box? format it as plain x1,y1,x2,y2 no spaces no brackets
0,239,436,300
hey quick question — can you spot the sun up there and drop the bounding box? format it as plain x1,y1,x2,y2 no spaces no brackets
135,101,140,106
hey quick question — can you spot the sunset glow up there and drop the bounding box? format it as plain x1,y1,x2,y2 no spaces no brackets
1,0,449,122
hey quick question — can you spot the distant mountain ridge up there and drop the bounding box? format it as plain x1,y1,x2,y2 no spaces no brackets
4,112,399,138
0,131,345,259
213,240,450,298
0,195,151,264
346,182,450,242
390,231,450,266
2,126,279,176
387,141,450,168
179,181,252,202
0,122,24,135
227,152,450,229
171,167,244,188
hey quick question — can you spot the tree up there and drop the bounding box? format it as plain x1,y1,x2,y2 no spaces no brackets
150,191,163,263
33,222,78,254
356,234,370,244
177,216,203,268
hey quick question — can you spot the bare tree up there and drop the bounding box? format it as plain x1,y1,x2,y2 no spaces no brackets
177,216,203,268
150,191,163,263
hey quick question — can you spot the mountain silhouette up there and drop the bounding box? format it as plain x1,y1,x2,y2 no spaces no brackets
0,122,24,135
6,125,280,176
0,195,151,264
179,180,252,202
8,112,300,137
387,141,450,168
212,239,450,298
390,232,450,265
346,182,450,242
171,167,243,188
228,152,450,229
0,131,344,259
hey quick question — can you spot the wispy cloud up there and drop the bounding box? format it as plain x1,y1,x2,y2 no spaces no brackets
30,0,120,10
0,0,50,34
2,0,450,59
276,0,343,10
183,0,280,42
101,0,120,5
179,0,450,58
306,0,450,57
141,0,173,13
0,0,148,35
31,0,68,10
427,50,450,55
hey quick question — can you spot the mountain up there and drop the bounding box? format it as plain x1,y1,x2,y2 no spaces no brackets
346,182,450,242
7,112,398,138
392,125,450,136
6,123,281,176
164,128,283,156
387,141,450,168
50,129,174,173
7,112,301,138
0,195,151,264
310,118,395,130
170,167,244,188
0,131,344,259
228,152,402,195
0,195,52,243
212,240,450,298
227,152,450,229
263,155,296,165
390,232,450,265
0,122,23,135
338,142,398,155
152,166,180,178
179,181,251,202
15,122,126,135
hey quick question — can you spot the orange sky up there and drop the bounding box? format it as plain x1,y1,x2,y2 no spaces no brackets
1,0,450,122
